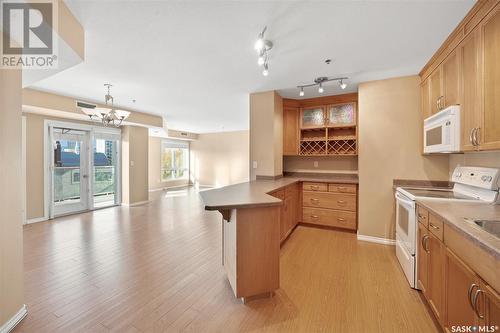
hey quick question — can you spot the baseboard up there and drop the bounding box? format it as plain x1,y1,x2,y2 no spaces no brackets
357,233,396,245
26,216,48,224
0,304,27,333
149,184,191,192
122,200,150,207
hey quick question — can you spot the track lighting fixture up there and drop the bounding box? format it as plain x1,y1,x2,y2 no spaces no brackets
297,76,348,97
255,26,273,76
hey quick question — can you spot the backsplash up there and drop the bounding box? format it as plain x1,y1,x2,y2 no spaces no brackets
283,155,358,174
449,151,500,176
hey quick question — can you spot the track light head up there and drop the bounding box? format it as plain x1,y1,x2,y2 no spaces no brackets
340,79,347,90
318,83,324,94
262,63,269,76
299,87,304,97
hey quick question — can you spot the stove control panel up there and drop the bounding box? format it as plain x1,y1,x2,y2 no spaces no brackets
452,166,500,190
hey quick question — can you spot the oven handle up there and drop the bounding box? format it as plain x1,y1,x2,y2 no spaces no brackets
395,192,415,207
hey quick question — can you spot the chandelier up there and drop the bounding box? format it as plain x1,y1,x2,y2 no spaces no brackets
254,26,273,76
80,83,131,127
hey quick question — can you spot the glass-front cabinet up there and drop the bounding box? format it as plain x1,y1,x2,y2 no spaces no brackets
327,103,356,127
300,107,326,128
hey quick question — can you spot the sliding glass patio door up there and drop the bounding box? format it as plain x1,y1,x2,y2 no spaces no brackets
49,122,121,218
52,128,90,216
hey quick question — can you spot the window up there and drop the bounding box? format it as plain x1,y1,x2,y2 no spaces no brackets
161,139,189,181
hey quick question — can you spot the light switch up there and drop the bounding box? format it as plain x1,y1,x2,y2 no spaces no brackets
252,161,258,169
130,161,135,167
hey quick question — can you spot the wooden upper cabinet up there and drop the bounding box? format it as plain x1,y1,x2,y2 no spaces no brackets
300,107,326,129
445,248,480,331
421,79,431,120
480,4,500,150
326,103,356,127
283,106,299,155
429,68,443,115
442,49,460,108
460,28,482,152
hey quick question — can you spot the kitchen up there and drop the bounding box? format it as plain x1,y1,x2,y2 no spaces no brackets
201,0,500,331
2,0,499,332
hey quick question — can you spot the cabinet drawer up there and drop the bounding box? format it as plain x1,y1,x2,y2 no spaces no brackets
303,192,356,212
417,206,429,228
303,207,356,230
303,182,328,192
328,184,357,194
429,213,444,241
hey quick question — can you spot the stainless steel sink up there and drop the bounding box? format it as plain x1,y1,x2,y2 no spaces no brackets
469,219,500,238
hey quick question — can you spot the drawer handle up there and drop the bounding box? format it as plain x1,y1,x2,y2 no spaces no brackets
311,185,319,190
337,200,346,204
429,223,440,230
337,218,346,222
310,198,319,202
310,215,319,219
421,235,430,252
338,187,347,191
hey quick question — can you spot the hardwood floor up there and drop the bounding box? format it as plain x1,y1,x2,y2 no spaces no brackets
15,187,439,332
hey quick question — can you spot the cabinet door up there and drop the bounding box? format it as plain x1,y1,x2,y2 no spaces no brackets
444,248,480,331
283,106,299,155
326,103,356,127
442,49,460,108
417,223,429,295
300,107,326,128
421,78,431,120
460,28,482,151
428,232,445,324
430,68,443,115
480,283,500,328
481,4,500,150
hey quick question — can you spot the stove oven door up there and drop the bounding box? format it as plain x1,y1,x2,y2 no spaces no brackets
395,191,416,255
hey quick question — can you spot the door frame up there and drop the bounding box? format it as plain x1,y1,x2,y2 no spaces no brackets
44,120,122,219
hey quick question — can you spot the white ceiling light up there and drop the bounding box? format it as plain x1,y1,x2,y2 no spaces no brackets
80,84,130,127
297,76,348,97
262,63,269,76
255,26,273,76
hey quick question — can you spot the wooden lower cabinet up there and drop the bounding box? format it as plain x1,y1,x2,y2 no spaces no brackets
417,222,429,295
302,182,357,231
427,232,445,324
444,248,480,332
417,204,500,332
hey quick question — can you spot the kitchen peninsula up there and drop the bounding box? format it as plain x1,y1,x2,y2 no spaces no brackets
200,173,358,302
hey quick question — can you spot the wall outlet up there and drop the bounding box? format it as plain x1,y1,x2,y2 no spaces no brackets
314,161,319,168
130,161,135,167
252,161,258,169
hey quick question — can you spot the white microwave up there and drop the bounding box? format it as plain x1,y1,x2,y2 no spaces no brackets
423,105,461,154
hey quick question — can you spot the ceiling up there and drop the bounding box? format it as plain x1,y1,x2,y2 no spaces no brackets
30,0,475,133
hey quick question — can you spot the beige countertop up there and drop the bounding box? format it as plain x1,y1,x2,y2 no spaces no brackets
416,198,500,259
200,174,358,211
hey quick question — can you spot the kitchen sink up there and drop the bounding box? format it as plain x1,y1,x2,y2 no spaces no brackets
468,219,500,238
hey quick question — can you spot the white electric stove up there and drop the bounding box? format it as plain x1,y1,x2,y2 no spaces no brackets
394,166,500,288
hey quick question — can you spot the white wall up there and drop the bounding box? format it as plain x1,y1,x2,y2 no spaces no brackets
190,131,249,187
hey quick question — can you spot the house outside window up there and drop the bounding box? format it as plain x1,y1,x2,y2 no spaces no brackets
161,139,189,181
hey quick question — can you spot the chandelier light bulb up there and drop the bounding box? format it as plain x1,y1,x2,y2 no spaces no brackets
318,83,324,93
299,87,304,97
340,80,347,90
262,63,269,76
257,55,265,66
255,38,264,51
